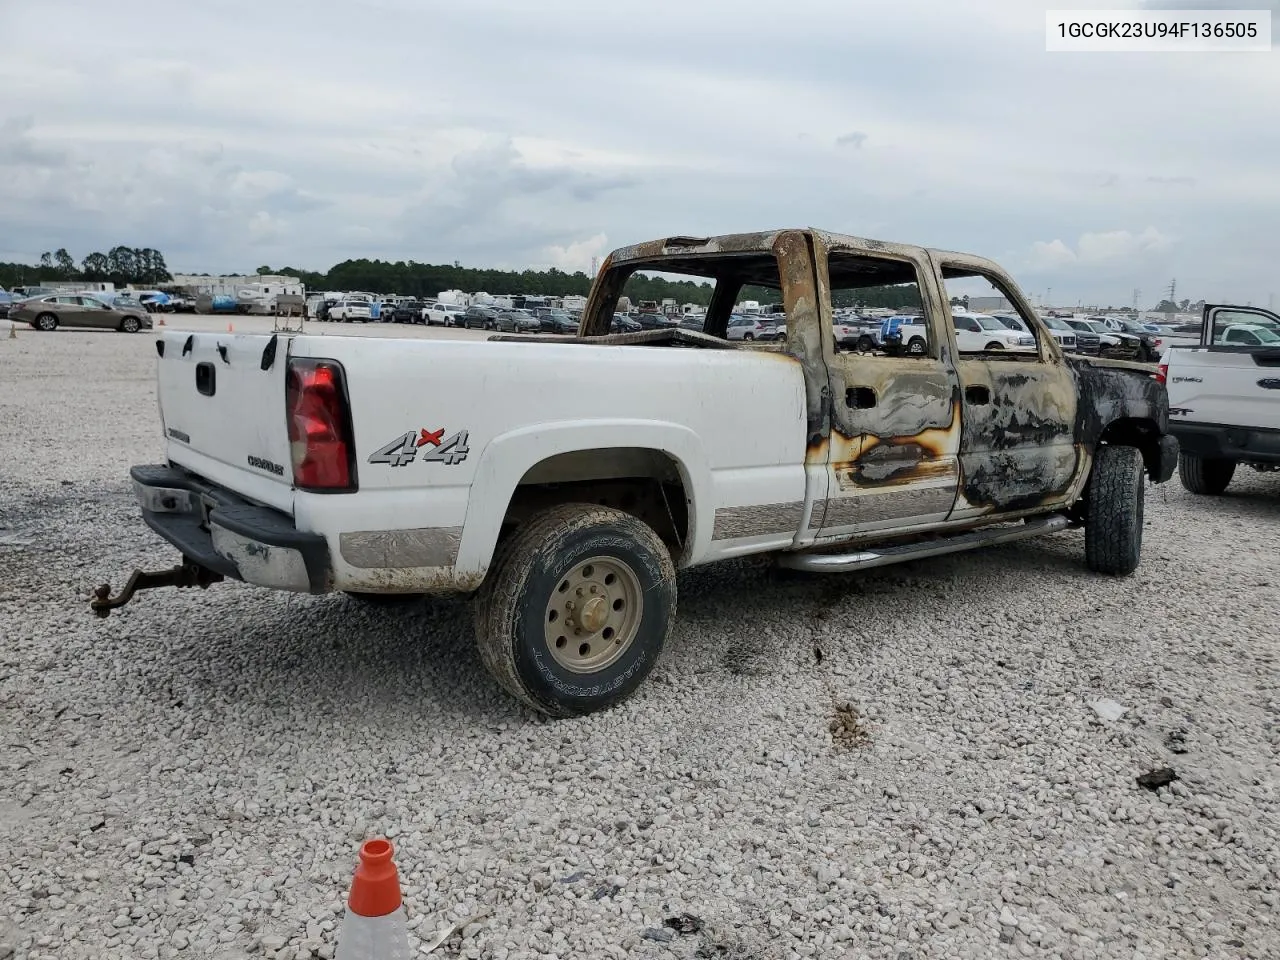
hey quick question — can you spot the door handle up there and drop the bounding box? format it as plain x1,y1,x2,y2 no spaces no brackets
965,384,990,405
846,386,877,409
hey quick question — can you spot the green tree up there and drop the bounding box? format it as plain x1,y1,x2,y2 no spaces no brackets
54,248,76,277
39,251,52,270
81,252,110,280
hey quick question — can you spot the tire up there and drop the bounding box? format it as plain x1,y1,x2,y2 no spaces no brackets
475,504,677,718
1178,453,1235,496
120,315,141,333
984,342,1004,351
907,337,926,355
343,591,425,606
1084,445,1145,576
743,333,754,341
34,313,58,332
856,334,874,352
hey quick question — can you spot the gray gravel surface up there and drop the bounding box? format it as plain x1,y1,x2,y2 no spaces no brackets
2,322,1279,960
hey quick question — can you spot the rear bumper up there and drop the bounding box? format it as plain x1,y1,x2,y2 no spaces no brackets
130,464,331,593
1170,421,1280,464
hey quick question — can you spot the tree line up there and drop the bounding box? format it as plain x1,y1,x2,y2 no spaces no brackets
0,246,172,289
0,247,934,312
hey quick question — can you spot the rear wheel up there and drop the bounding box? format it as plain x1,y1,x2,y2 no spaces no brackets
1178,453,1236,495
475,504,676,718
34,313,58,331
1085,444,1145,576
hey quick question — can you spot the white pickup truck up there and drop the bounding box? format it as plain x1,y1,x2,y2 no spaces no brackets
423,301,465,326
92,229,1179,717
1160,303,1280,495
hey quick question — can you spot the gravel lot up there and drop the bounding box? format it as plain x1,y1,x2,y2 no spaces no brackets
2,317,1279,960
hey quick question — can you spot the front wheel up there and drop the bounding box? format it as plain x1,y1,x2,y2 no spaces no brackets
1178,453,1235,495
120,316,141,333
475,504,677,718
1084,444,1144,576
984,341,1004,351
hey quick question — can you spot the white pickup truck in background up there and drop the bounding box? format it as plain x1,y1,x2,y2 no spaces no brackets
1161,303,1280,494
423,301,465,326
91,229,1178,717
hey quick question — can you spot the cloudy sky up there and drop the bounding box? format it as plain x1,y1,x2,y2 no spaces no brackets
1,0,1276,307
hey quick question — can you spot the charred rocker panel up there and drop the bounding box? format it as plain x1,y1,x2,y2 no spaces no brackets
820,483,958,529
711,501,806,541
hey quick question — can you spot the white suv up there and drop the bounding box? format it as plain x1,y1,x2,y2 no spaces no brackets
951,312,1036,352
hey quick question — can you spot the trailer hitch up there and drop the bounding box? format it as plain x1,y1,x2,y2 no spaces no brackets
90,561,224,618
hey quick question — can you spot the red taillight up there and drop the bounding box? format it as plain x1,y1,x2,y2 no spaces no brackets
1156,362,1168,384
286,358,357,492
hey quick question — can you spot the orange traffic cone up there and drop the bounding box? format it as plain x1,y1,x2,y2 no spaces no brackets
158,315,166,326
227,321,234,333
335,838,411,960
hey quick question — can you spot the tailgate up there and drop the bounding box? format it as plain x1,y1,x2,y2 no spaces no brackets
1167,347,1280,431
156,330,295,512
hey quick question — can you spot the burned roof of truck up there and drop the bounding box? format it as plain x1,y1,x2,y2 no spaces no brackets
603,229,1004,290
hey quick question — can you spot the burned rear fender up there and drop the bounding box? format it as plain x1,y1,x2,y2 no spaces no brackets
1068,358,1174,482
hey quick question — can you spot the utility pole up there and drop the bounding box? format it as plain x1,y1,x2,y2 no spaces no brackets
1167,278,1176,304
1132,288,1140,311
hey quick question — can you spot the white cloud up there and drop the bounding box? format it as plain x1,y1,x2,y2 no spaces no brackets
1027,228,1174,272
542,234,610,274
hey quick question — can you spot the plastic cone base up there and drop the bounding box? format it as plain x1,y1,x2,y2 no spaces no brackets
336,839,410,960
335,906,411,960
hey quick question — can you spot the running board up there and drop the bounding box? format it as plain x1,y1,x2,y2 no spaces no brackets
777,515,1071,573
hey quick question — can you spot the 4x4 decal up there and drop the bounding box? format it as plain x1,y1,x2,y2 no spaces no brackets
368,428,470,467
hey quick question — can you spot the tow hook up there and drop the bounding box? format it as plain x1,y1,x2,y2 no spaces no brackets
90,561,224,618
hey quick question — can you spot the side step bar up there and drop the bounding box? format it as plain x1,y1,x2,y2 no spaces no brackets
777,515,1071,573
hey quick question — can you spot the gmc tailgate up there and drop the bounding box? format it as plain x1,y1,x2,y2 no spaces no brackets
156,330,296,513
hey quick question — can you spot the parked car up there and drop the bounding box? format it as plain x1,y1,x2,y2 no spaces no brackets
0,288,14,319
950,312,1038,352
330,300,374,322
13,294,153,333
495,309,542,333
463,305,500,330
96,226,1178,718
834,319,878,352
392,301,426,324
1037,315,1082,352
424,302,465,326
1065,319,1120,356
879,315,932,354
725,314,776,341
1162,303,1280,496
612,314,643,333
1100,317,1160,361
633,312,677,330
677,315,705,333
535,309,580,334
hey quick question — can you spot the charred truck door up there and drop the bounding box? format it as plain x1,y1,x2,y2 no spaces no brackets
808,234,962,536
926,253,1083,519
